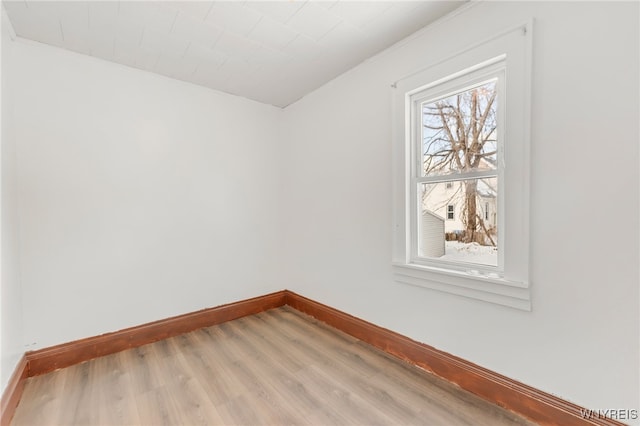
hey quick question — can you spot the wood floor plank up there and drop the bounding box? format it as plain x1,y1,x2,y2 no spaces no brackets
259,308,426,424
12,307,534,426
91,353,141,426
212,326,307,423
55,362,97,425
10,367,65,426
295,364,401,425
121,345,164,396
176,331,245,407
135,386,183,426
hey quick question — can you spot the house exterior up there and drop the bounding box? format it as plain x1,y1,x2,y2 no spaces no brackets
421,210,445,257
421,178,497,243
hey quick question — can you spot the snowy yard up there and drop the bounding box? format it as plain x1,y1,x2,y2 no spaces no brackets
441,241,498,266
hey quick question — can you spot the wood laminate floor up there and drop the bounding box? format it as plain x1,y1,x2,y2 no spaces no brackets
12,306,534,425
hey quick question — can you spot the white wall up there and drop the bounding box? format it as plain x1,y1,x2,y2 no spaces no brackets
1,7,24,390
2,0,638,416
10,39,284,351
282,1,639,414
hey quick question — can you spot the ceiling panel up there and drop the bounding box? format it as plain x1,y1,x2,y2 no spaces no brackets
244,1,305,25
246,14,297,51
285,2,342,40
143,5,177,34
280,33,323,62
4,1,63,46
329,1,392,28
319,21,366,53
3,0,467,108
205,2,262,37
214,30,260,58
166,0,212,21
169,11,201,40
87,1,118,33
115,15,144,44
118,1,157,24
190,20,223,48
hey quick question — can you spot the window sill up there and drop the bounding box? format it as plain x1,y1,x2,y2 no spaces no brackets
392,263,531,311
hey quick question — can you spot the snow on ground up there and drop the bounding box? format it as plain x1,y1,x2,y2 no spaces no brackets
441,241,498,266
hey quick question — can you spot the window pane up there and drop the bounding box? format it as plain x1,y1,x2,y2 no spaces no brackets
446,205,454,220
421,81,498,177
418,177,498,266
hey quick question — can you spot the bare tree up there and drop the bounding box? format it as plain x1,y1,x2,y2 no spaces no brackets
422,82,497,245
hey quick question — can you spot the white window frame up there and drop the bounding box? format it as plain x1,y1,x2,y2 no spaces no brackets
410,65,504,273
391,22,532,310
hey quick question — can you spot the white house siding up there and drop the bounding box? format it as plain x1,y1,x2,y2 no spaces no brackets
421,211,445,257
423,181,497,234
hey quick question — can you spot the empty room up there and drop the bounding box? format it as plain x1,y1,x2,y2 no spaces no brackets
1,0,638,425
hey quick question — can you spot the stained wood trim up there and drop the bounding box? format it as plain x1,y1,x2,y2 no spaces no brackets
27,291,287,376
283,290,624,426
0,354,28,426
12,290,625,426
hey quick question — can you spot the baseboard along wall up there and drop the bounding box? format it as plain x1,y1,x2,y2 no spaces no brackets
0,355,28,426
0,290,624,426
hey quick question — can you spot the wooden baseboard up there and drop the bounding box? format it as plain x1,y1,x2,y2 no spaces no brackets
7,290,624,426
0,354,28,426
27,290,287,376
283,290,624,426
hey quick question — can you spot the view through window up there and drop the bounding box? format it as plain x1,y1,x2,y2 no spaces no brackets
418,81,498,267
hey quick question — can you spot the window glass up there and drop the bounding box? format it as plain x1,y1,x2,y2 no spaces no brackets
421,81,498,178
418,177,498,267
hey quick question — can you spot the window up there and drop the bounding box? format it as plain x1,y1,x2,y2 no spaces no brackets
447,204,455,220
391,23,532,310
417,76,500,268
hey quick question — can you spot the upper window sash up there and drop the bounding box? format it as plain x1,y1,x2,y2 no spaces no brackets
409,60,506,182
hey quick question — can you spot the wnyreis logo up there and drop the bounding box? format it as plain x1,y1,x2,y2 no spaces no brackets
579,408,638,421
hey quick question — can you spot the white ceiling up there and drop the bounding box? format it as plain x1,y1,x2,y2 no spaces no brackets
2,1,465,108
